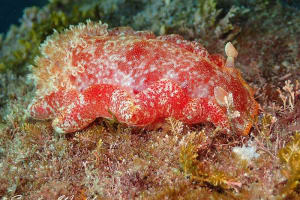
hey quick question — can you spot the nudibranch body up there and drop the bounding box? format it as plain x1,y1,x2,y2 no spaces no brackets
28,20,258,134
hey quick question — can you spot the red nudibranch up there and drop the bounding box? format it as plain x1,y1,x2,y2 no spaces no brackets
28,20,259,135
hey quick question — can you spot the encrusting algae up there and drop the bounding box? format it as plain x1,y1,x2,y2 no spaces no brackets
1,0,300,199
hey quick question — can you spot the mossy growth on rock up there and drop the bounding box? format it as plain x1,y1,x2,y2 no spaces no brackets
1,0,300,199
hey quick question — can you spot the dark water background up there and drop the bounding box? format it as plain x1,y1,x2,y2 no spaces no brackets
0,0,47,34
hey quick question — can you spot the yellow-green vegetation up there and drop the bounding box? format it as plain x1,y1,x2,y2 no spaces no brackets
278,132,300,198
0,0,300,199
179,137,239,190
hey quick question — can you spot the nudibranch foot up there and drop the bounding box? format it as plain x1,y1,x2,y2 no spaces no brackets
50,79,233,134
52,80,188,133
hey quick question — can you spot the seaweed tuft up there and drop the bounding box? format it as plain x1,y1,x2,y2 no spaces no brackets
278,132,300,198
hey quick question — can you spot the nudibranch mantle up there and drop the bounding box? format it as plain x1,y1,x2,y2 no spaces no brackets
28,20,259,135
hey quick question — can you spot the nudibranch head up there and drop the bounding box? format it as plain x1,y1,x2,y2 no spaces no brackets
213,43,258,135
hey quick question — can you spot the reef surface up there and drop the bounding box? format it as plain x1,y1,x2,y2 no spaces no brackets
0,0,299,199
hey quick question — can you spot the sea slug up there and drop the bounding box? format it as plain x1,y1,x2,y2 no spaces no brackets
28,20,259,135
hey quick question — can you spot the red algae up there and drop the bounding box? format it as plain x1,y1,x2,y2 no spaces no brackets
28,20,258,134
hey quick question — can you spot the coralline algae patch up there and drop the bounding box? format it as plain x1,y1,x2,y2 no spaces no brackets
28,20,258,135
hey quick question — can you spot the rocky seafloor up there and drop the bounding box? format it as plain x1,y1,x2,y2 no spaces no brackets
0,0,299,199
